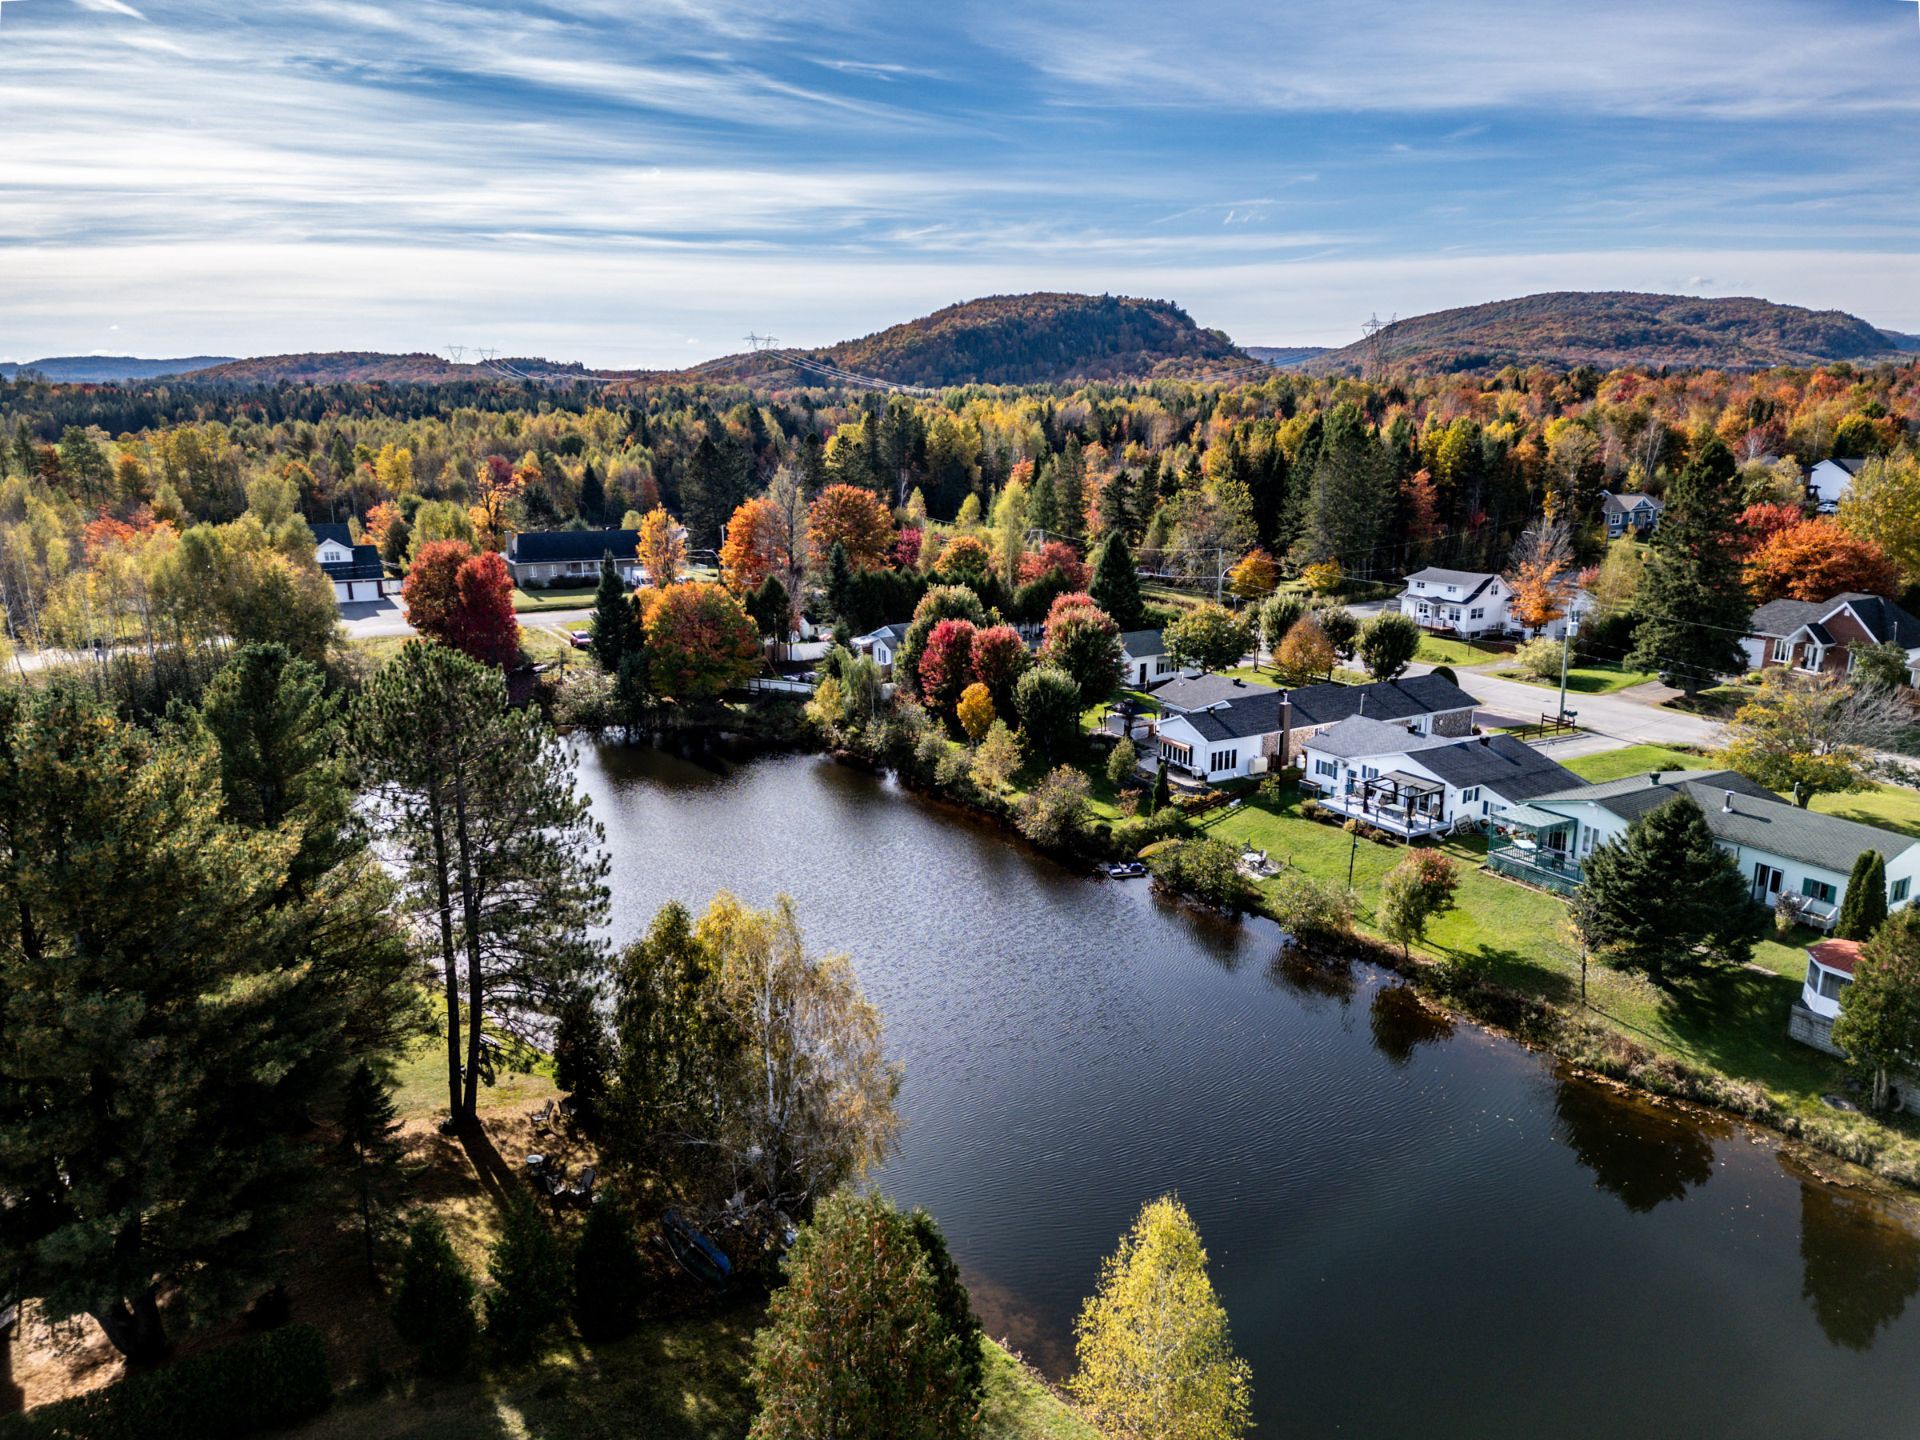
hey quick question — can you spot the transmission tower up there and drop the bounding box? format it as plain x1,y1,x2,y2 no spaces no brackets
1361,313,1396,382
447,344,465,363
743,333,782,352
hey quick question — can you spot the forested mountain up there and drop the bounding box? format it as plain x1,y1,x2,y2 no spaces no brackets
188,351,485,384
685,293,1250,387
0,355,233,382
1305,293,1909,374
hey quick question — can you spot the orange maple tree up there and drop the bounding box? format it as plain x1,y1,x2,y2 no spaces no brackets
1744,519,1899,603
636,507,686,587
807,484,894,571
719,496,790,594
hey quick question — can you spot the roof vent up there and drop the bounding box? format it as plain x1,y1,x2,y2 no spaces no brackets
1648,771,1661,786
1723,790,1735,813
1479,734,1490,746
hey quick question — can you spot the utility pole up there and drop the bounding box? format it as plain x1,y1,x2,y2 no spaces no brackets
1556,613,1579,724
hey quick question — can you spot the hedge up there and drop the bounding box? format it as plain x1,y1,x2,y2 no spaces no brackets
3,1323,331,1440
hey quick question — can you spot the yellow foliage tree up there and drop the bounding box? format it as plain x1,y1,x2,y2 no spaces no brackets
1226,548,1279,600
956,682,994,742
1276,614,1335,683
1299,560,1342,595
636,507,686,588
1070,1196,1252,1440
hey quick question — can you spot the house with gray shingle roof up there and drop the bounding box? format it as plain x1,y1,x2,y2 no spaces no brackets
1742,592,1920,685
1599,491,1663,539
1299,721,1584,837
1398,566,1512,639
1119,628,1195,688
1489,768,1920,929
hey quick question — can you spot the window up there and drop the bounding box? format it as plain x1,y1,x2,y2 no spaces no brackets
1469,607,1484,620
1209,749,1237,773
1361,765,1379,780
1894,878,1911,903
1162,741,1192,768
1580,828,1596,856
1805,959,1822,991
1819,970,1853,1002
1156,657,1174,676
1314,758,1337,779
1461,787,1480,805
1770,638,1791,663
1802,878,1838,905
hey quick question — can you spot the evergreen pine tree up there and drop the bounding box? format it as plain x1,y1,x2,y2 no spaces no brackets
1835,852,1889,940
579,460,606,526
1571,793,1752,982
1096,468,1134,539
394,1216,477,1375
907,1210,985,1410
484,1193,570,1359
338,1060,404,1278
553,990,613,1123
589,556,631,674
1153,758,1171,813
572,1188,647,1341
1029,461,1059,536
1056,437,1087,543
1089,532,1145,631
825,540,855,624
1628,436,1750,696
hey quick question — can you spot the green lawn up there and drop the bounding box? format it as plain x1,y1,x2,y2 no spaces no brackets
512,585,598,614
1189,782,1859,1116
1415,634,1503,668
1560,744,1706,783
1490,662,1658,694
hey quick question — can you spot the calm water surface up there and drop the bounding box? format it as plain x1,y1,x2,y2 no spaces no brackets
579,743,1920,1438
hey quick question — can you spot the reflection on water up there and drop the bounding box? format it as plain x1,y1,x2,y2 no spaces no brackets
1551,1076,1721,1214
578,743,1920,1439
1798,1172,1920,1350
1369,981,1455,1066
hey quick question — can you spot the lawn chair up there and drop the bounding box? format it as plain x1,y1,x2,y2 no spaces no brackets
563,1165,596,1207
529,1097,558,1136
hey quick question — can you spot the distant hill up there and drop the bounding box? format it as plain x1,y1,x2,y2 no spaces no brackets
1244,345,1332,369
1304,292,1911,374
186,351,483,384
1882,329,1920,354
0,354,234,382
684,293,1250,388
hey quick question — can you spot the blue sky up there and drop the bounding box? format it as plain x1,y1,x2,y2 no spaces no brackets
3,0,1919,365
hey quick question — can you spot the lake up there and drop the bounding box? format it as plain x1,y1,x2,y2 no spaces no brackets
579,742,1920,1438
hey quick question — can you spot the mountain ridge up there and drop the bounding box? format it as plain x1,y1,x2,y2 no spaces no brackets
0,354,235,382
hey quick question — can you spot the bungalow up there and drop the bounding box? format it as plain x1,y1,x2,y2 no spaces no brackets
1120,629,1196,688
1599,491,1663,539
1488,769,1920,928
1398,567,1511,639
1808,457,1869,513
1299,720,1584,838
313,523,392,604
853,622,913,673
1148,673,1480,785
504,529,643,588
1742,592,1920,685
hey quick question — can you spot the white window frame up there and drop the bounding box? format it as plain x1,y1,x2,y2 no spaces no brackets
1770,638,1791,663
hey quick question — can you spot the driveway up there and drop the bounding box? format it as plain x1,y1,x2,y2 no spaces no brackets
1444,667,1725,750
339,601,592,643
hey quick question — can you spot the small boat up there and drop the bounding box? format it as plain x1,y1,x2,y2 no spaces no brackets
662,1209,734,1289
1103,861,1148,879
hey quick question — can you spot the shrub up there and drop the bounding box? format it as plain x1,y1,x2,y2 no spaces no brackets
1106,736,1138,789
1149,837,1256,913
573,1189,647,1341
551,665,621,729
1514,638,1566,681
1013,665,1082,762
1300,798,1325,822
393,1215,477,1375
1014,765,1092,848
1,1325,331,1440
1267,873,1355,940
1111,807,1187,854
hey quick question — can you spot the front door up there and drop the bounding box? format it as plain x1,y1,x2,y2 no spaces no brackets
1753,862,1784,903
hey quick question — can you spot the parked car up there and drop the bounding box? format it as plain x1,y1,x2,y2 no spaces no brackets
566,629,592,649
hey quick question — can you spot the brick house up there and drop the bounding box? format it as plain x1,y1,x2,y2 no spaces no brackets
1741,593,1920,685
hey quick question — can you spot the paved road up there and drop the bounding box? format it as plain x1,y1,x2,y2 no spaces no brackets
1442,666,1726,750
339,600,590,642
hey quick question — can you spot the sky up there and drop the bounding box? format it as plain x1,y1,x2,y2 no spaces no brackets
3,0,1920,366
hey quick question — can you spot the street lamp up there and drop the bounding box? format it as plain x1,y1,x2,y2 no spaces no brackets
1556,612,1579,725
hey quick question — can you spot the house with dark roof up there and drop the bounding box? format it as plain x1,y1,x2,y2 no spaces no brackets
853,622,913,673
1487,769,1920,929
313,522,393,604
1742,592,1920,685
1808,457,1869,512
1398,566,1512,639
1120,628,1195,687
1599,491,1663,539
1298,720,1584,837
504,528,643,588
1146,674,1479,784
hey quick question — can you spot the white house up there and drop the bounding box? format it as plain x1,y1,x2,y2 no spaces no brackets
1299,719,1585,838
504,528,643,588
1488,769,1920,927
853,622,913,673
313,523,391,604
1148,674,1480,786
1599,492,1663,539
1399,567,1511,638
1808,457,1869,513
1120,628,1195,688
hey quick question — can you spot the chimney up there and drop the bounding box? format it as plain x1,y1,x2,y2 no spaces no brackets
1723,790,1734,813
1479,734,1490,747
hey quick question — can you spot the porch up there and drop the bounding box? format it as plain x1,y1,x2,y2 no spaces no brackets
1486,804,1583,895
1316,771,1452,839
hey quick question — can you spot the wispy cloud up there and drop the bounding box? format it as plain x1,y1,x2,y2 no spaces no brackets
0,0,1916,361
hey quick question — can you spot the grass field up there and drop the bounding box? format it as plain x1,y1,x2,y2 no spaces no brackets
1415,634,1504,668
511,585,597,614
1490,662,1659,694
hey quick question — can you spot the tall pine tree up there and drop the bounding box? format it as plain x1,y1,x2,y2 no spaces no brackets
1089,531,1145,631
1628,435,1749,696
589,556,631,674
